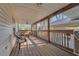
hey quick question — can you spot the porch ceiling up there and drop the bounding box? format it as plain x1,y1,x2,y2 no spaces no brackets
10,3,69,24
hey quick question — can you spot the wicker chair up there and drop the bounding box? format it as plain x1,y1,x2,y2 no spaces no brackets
15,34,26,50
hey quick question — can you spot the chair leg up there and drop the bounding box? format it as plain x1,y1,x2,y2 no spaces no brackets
19,43,20,50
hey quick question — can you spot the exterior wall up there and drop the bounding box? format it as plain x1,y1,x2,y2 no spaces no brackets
0,4,16,56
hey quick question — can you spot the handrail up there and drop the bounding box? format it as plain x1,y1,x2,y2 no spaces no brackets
50,30,73,34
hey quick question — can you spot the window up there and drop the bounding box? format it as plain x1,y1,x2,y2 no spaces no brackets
37,19,48,31
18,24,31,30
50,16,58,23
50,13,70,24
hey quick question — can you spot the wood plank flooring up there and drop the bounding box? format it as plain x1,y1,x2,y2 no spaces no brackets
10,36,75,56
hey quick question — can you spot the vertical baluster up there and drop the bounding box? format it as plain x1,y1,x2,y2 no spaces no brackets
57,32,59,44
56,33,57,44
50,31,51,42
63,33,65,47
57,32,60,45
67,33,70,48
67,34,69,48
61,33,63,46
53,32,55,43
50,32,51,42
62,33,64,46
64,33,66,47
60,33,61,45
54,33,56,44
66,33,67,47
60,33,62,45
59,33,61,45
54,32,55,43
52,32,54,43
59,32,60,45
58,32,59,44
56,33,58,44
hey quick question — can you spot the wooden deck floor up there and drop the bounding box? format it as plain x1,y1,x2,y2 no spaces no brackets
10,36,74,56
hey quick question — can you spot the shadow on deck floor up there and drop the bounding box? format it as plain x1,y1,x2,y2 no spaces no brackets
10,36,75,56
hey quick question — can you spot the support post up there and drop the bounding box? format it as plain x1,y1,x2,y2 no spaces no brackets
48,18,50,43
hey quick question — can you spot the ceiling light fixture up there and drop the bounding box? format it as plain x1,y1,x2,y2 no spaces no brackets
36,3,43,7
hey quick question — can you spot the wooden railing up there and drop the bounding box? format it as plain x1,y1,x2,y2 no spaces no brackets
32,30,75,53
50,30,74,50
36,30,48,41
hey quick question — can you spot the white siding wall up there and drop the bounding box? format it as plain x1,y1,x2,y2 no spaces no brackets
0,4,16,56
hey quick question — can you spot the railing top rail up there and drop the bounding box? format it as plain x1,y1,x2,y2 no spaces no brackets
50,30,73,34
